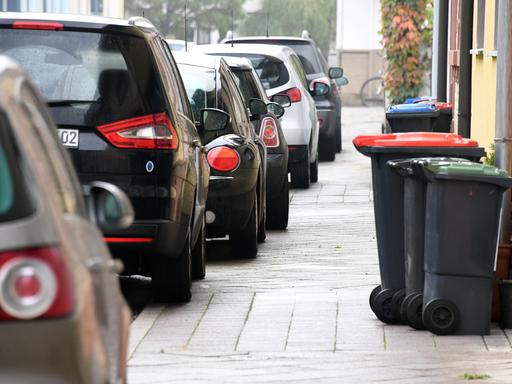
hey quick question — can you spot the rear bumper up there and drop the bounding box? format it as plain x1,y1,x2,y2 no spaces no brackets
287,145,308,165
206,175,257,237
105,219,188,259
266,152,288,199
0,316,107,384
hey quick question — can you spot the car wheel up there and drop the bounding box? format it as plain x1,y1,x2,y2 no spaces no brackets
230,192,258,258
191,215,206,280
336,123,342,153
310,152,318,182
290,147,310,189
152,229,192,303
266,180,289,230
319,138,336,162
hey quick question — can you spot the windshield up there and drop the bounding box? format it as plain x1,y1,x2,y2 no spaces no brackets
285,42,323,75
177,64,217,121
0,29,166,126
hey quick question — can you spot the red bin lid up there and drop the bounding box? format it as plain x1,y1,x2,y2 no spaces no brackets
353,133,479,148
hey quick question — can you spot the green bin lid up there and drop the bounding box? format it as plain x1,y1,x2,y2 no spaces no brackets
422,161,508,178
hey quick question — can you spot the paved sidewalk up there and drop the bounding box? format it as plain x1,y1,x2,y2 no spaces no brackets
128,107,512,383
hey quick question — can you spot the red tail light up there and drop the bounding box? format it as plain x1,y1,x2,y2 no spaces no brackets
207,146,240,172
97,113,178,150
279,87,301,103
0,247,73,320
12,21,64,31
260,117,280,148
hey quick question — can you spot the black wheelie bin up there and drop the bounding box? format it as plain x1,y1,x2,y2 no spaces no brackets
386,103,439,133
415,160,512,335
387,158,472,330
353,133,485,324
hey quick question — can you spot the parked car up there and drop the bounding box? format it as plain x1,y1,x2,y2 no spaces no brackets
0,56,132,384
174,52,267,258
166,39,195,52
221,56,290,229
195,44,321,189
0,13,210,302
223,35,344,160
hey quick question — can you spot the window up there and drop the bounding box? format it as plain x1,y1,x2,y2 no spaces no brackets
177,63,216,122
476,0,486,50
0,29,167,127
290,54,309,89
231,69,262,105
494,0,499,51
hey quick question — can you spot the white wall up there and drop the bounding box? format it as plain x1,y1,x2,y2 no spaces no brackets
339,0,382,51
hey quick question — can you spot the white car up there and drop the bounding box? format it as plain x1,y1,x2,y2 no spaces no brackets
194,43,322,189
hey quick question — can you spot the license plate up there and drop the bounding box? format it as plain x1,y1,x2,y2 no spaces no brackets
58,129,79,148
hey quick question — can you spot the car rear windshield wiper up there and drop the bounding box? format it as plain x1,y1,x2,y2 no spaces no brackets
47,100,99,107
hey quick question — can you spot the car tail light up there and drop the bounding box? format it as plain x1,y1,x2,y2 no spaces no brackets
0,247,73,320
12,21,64,31
97,113,178,150
207,146,240,172
260,117,280,148
278,87,301,103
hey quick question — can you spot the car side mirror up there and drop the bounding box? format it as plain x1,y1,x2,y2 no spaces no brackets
200,108,230,131
87,181,134,232
312,81,330,97
248,98,268,120
271,94,292,108
267,102,285,119
328,67,343,79
336,76,349,86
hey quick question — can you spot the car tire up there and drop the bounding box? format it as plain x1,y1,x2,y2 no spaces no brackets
310,153,319,183
335,123,342,153
191,216,206,280
319,138,336,162
230,192,258,258
152,230,192,303
266,180,289,230
290,148,310,189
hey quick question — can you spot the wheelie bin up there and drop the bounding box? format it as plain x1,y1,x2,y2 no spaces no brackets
416,160,512,335
386,103,439,133
387,158,472,330
401,97,453,133
353,133,485,324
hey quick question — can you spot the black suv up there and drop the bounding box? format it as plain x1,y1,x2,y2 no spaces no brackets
224,36,344,161
0,13,215,302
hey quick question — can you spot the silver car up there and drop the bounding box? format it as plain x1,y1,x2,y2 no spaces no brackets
0,56,132,383
194,43,323,189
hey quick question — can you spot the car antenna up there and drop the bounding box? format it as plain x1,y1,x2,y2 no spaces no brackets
184,0,188,52
266,11,270,37
231,8,234,47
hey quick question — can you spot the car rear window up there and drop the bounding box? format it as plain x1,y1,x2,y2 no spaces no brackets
231,69,262,105
0,29,167,126
0,113,35,222
233,40,323,75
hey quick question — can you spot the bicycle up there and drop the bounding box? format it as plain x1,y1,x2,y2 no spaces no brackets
360,74,385,107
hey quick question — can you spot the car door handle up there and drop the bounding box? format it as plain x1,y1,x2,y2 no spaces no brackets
107,259,124,274
193,139,206,152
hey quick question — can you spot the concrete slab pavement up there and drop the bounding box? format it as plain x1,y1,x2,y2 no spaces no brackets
128,107,512,383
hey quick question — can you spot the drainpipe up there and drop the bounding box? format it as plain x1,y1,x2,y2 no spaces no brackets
457,0,474,138
432,0,449,101
495,0,512,244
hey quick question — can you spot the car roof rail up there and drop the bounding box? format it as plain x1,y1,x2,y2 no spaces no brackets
301,30,310,39
128,16,157,31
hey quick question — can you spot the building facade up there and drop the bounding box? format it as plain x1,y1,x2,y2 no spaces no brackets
0,0,124,18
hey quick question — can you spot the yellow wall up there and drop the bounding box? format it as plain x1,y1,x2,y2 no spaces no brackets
470,0,498,152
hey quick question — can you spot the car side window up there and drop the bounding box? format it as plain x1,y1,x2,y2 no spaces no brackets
223,68,251,129
159,39,194,119
154,38,185,114
19,83,86,216
290,54,309,89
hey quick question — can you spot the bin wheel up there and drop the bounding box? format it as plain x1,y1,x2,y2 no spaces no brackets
373,289,397,324
400,293,416,323
406,293,425,330
423,298,458,335
391,289,406,322
369,285,382,313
